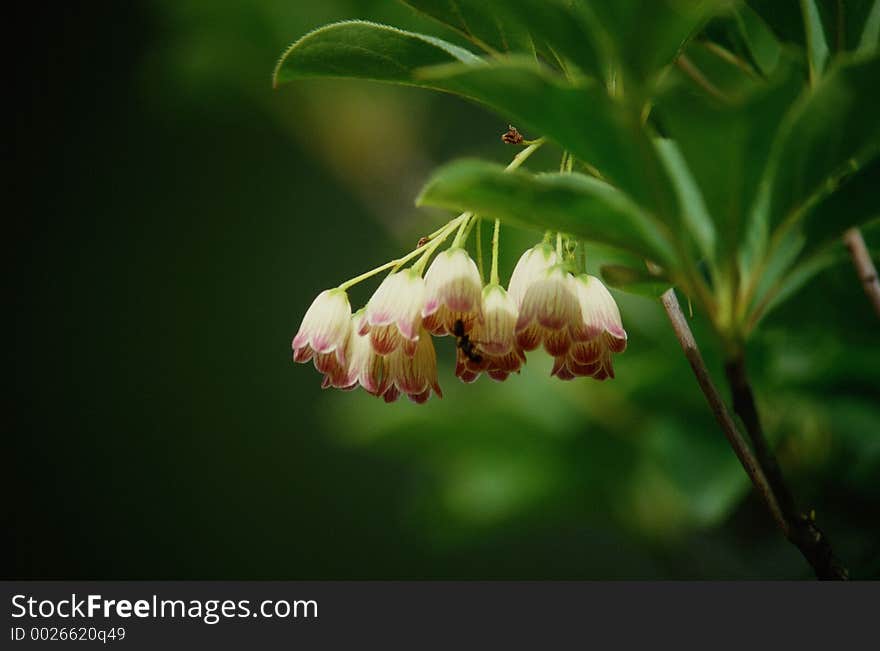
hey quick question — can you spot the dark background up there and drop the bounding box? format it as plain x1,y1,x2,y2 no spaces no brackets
9,1,879,579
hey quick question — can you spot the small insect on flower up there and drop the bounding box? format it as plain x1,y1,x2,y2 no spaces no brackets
453,318,482,364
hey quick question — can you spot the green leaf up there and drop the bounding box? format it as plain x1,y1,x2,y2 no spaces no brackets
581,0,730,88
417,60,677,214
401,0,729,89
802,0,832,80
765,54,880,235
801,158,880,253
745,0,808,46
400,0,605,80
274,23,675,218
653,138,716,266
272,20,480,88
600,264,672,298
747,0,880,59
748,243,849,330
417,160,678,269
734,3,783,75
655,56,805,263
808,0,880,56
399,0,537,55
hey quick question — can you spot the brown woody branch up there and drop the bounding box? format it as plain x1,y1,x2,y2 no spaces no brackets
660,288,847,579
843,227,880,319
724,356,848,580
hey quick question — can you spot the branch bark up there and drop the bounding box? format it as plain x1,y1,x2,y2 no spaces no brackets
660,288,847,579
659,289,788,537
724,356,848,580
843,227,880,319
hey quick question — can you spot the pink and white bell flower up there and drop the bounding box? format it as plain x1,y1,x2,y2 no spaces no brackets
358,269,426,356
551,275,627,381
384,327,443,403
514,265,581,355
292,288,352,369
325,311,389,395
507,243,559,307
422,247,484,335
569,274,628,349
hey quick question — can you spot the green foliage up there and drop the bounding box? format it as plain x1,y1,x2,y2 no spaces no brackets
272,20,480,88
417,160,676,266
599,264,672,298
274,0,880,346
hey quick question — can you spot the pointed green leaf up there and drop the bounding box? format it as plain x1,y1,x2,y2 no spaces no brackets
417,160,678,269
655,57,805,262
404,0,731,90
801,158,880,253
581,0,731,88
766,54,880,234
748,244,849,330
400,0,605,80
734,3,783,75
747,0,880,58
276,27,677,220
653,138,716,266
272,20,480,88
416,60,676,215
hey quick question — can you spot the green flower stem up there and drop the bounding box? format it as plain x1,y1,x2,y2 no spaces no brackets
451,212,472,248
490,219,501,286
413,213,470,274
341,141,546,291
475,217,484,281
338,215,464,290
505,138,546,172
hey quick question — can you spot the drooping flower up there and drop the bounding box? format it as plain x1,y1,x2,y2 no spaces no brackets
507,243,559,307
551,274,627,381
384,327,443,403
292,288,352,369
422,247,484,335
454,283,525,383
514,265,580,355
358,269,426,356
325,311,389,395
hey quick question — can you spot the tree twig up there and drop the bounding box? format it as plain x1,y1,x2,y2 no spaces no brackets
724,355,848,580
843,227,880,319
659,289,788,537
662,288,849,578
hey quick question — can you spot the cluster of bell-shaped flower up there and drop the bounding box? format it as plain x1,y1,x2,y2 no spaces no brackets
292,242,627,404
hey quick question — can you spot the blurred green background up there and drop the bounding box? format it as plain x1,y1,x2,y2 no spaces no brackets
10,0,879,579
